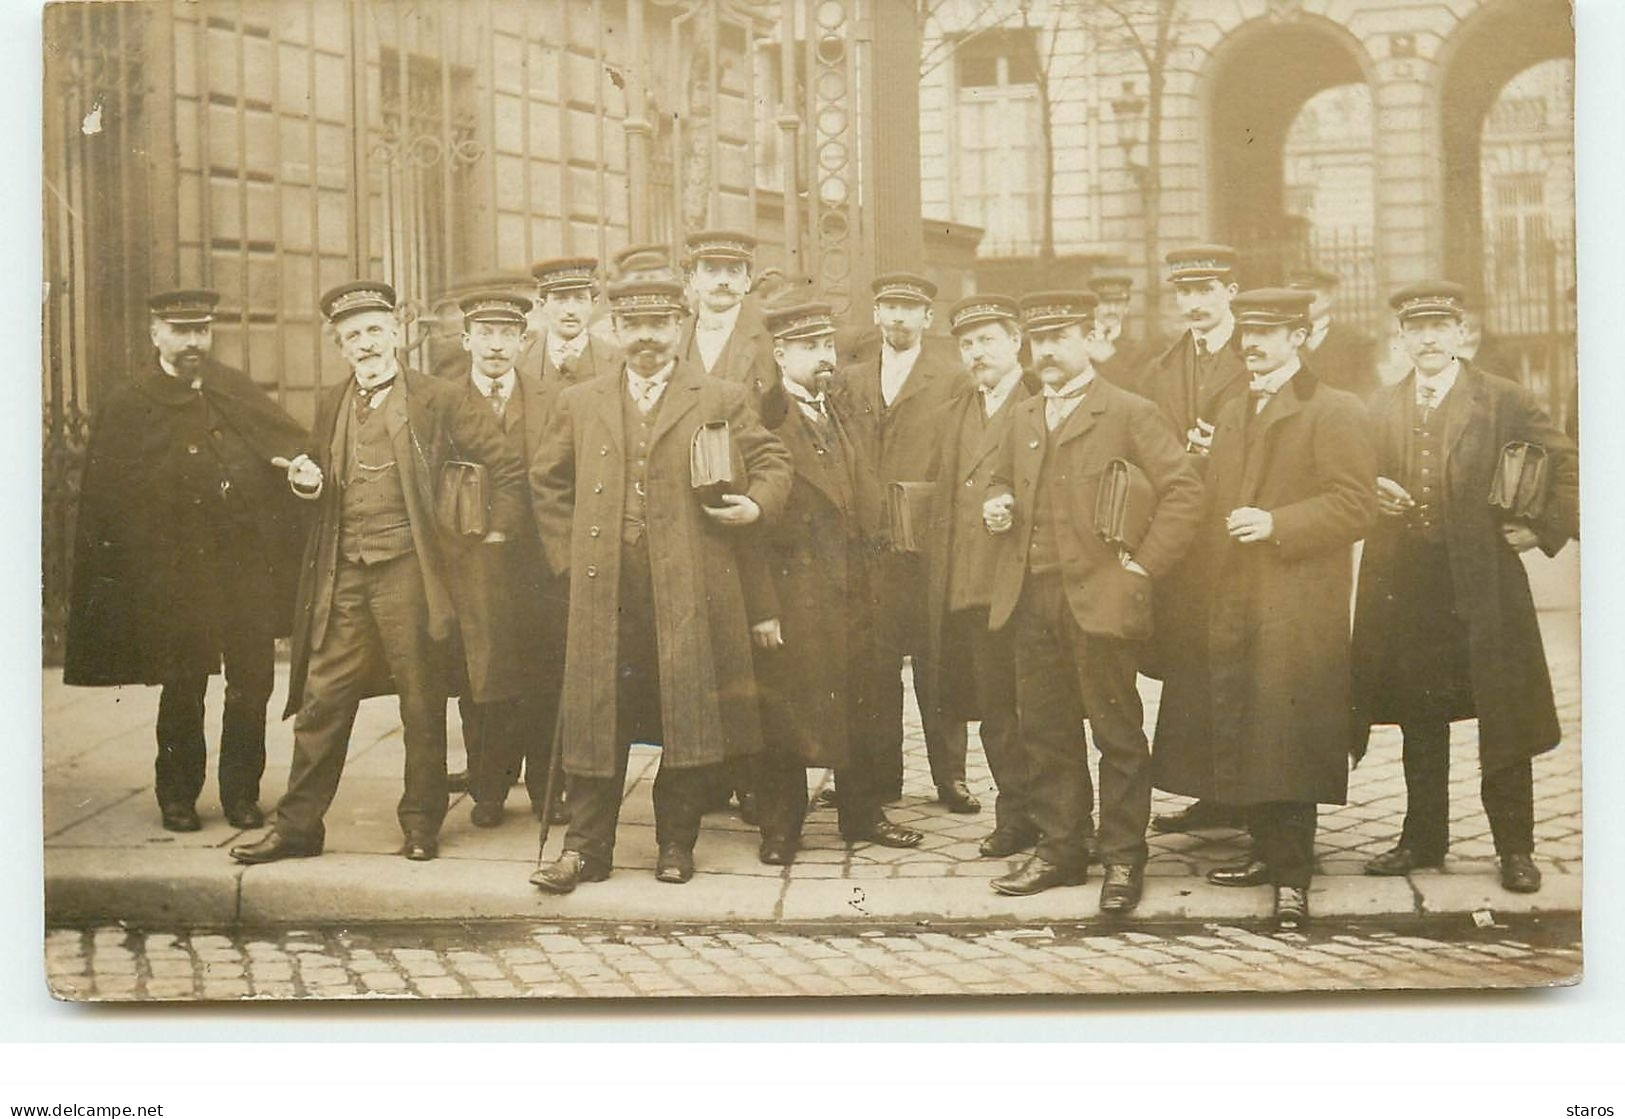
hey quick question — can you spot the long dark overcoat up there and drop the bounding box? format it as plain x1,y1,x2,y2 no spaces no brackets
921,379,1032,720
1152,369,1377,806
443,367,563,704
1350,364,1578,769
64,359,310,686
283,367,528,717
529,360,793,779
747,394,887,768
1134,327,1249,679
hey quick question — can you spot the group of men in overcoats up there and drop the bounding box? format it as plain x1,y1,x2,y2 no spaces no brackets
64,227,1576,927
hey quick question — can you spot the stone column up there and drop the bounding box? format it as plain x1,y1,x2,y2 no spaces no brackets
867,0,924,270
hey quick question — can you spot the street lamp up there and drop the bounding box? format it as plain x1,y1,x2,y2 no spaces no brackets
1111,80,1147,180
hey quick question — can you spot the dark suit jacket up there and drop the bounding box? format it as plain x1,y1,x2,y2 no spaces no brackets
837,336,966,490
283,366,528,717
1307,321,1378,400
1137,326,1249,438
517,332,622,393
678,304,778,403
985,377,1205,639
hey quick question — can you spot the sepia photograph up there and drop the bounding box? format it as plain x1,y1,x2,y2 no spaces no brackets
39,0,1581,1003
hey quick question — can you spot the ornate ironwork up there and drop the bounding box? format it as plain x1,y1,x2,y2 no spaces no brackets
810,0,860,314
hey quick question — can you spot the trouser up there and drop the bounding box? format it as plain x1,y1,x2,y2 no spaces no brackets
876,553,967,794
751,751,878,844
462,690,556,810
1246,801,1318,889
277,554,449,846
952,607,1030,837
155,626,275,811
1399,720,1535,860
560,537,713,867
1012,571,1147,871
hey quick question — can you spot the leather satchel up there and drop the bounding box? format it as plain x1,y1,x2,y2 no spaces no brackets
1488,440,1550,524
887,481,936,553
1093,458,1156,553
691,420,735,508
437,459,490,539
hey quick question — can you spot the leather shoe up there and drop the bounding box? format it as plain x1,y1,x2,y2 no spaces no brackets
1099,863,1145,915
1151,799,1244,833
446,769,469,793
812,786,839,810
656,843,695,883
847,813,924,849
470,802,504,828
991,855,1088,896
1274,886,1310,930
530,850,609,893
758,836,797,866
978,829,1037,858
1364,845,1442,876
1500,852,1542,894
737,791,758,826
159,803,202,833
222,801,264,830
400,835,438,862
937,780,982,814
230,831,322,865
1206,858,1271,887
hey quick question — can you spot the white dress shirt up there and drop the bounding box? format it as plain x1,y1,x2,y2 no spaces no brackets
1415,358,1461,408
1249,354,1302,414
627,360,676,413
1194,313,1235,355
879,341,923,407
979,365,1024,419
782,375,830,423
1042,369,1096,431
546,331,589,369
472,368,517,415
694,303,742,373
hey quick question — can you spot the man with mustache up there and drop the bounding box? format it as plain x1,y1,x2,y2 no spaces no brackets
982,291,1204,909
922,295,1041,859
445,290,567,829
1084,274,1150,390
529,279,793,891
66,289,314,834
1351,281,1577,894
521,257,622,390
1286,267,1379,401
1137,245,1252,837
745,300,925,866
1151,288,1376,929
838,272,977,814
678,229,778,404
230,281,527,865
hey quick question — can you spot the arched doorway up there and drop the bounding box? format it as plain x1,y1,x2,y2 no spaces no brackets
1204,18,1374,289
1437,2,1574,418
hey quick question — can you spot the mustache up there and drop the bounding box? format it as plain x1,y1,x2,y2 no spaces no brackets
1242,348,1267,359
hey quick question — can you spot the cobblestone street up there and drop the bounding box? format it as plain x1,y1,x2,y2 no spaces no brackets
45,915,1580,1001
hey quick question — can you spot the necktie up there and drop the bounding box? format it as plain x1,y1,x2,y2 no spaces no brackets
354,377,395,422
630,375,665,415
1417,383,1438,424
485,385,506,419
1043,386,1086,432
1196,337,1209,357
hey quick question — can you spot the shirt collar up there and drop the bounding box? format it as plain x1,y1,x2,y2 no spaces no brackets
547,330,588,363
354,357,400,392
979,365,1024,415
472,368,517,398
781,374,826,407
1195,313,1234,353
881,340,922,370
159,356,179,378
1041,368,1096,399
1415,358,1461,402
1250,353,1302,397
627,359,676,390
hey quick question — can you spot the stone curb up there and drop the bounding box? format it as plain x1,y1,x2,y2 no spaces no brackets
44,848,1581,928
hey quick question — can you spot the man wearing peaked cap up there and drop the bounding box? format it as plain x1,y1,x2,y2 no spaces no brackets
981,290,1204,913
66,288,315,835
231,279,528,866
1350,280,1577,896
741,300,924,866
1085,273,1150,390
527,271,794,892
835,269,976,812
919,292,1046,859
520,256,622,390
613,242,678,283
678,228,778,416
1151,286,1377,929
440,289,569,830
1286,265,1378,400
1136,245,1253,838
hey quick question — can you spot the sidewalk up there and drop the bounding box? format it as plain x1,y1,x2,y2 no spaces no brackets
42,550,1582,930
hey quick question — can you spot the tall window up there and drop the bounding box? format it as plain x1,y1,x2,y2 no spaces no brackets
952,29,1043,257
